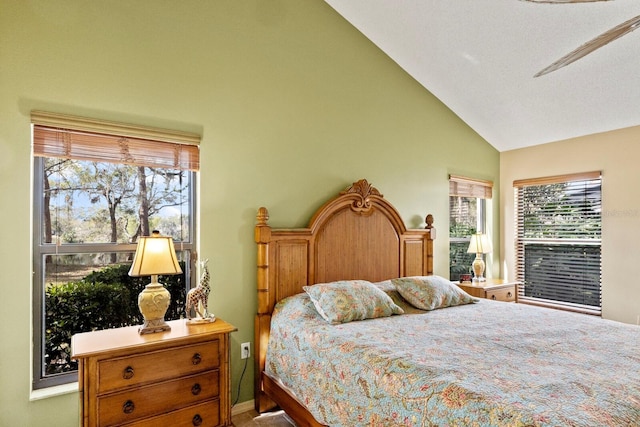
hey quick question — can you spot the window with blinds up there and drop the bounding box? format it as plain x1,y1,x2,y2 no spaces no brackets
31,111,200,389
514,172,602,315
449,175,493,281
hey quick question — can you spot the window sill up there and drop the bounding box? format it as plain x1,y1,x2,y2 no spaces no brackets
30,382,78,401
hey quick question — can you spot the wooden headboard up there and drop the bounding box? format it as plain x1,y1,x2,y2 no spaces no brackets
253,179,435,416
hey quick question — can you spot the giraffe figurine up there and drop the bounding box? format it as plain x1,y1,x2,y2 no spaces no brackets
186,259,216,323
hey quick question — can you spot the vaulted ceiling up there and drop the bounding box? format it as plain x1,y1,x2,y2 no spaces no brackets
325,0,640,152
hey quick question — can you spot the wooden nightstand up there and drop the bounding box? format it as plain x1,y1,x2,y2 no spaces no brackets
72,318,236,427
456,279,519,302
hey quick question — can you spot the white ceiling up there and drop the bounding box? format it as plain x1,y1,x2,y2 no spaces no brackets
324,0,640,152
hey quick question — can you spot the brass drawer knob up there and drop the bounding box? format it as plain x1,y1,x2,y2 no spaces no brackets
192,353,202,365
191,383,202,395
491,294,497,300
192,414,203,426
123,400,135,414
123,366,135,380
507,292,513,298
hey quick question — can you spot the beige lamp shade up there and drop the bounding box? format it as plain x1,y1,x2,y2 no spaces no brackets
467,233,493,255
128,230,182,277
128,230,182,334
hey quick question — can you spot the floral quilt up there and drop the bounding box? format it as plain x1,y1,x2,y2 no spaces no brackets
266,287,640,426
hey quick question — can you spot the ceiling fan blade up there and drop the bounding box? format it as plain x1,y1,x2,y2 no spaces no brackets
535,14,640,77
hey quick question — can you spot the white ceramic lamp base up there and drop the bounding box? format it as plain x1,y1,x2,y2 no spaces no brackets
472,255,486,282
138,282,171,334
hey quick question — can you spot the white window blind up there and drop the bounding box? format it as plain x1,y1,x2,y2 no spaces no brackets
514,172,602,315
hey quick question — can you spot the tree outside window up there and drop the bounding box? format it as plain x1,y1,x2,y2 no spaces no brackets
32,114,199,389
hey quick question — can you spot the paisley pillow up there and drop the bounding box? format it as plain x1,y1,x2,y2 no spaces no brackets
303,280,404,324
391,275,478,310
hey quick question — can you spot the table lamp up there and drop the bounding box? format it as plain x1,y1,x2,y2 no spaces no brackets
128,230,182,334
467,233,492,282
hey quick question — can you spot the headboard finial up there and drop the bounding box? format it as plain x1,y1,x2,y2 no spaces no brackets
425,213,436,239
256,207,269,225
425,214,434,229
340,179,383,214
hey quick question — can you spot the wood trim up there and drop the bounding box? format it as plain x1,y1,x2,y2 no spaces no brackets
231,399,255,416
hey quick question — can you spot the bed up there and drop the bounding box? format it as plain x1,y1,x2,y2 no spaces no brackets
254,179,640,426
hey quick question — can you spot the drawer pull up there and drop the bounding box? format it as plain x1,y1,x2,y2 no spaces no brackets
507,291,513,298
192,414,203,426
122,366,135,379
491,294,497,300
191,383,202,395
123,400,135,414
192,353,202,365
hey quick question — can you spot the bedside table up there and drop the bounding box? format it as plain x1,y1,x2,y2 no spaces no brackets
72,318,237,427
457,279,519,302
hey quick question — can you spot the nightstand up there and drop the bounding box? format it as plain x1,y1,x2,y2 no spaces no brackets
457,278,519,302
72,318,236,427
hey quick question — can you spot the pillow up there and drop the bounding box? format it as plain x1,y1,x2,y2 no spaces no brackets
391,275,478,310
373,279,421,313
303,280,404,324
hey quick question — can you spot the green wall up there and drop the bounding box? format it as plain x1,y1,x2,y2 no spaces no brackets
0,1,498,425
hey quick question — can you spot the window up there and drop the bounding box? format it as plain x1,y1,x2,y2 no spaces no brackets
31,111,200,389
449,175,492,281
514,172,602,315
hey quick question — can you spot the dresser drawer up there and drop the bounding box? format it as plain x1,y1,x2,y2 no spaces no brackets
486,287,516,302
98,340,219,393
98,370,219,426
124,399,220,427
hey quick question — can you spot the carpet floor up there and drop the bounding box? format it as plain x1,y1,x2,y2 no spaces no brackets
232,409,297,427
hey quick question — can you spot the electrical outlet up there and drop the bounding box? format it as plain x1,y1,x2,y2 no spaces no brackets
241,342,250,359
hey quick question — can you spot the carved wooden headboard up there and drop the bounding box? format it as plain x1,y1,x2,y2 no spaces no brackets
254,179,435,413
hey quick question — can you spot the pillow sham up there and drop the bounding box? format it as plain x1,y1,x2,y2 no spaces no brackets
303,280,404,324
391,275,478,311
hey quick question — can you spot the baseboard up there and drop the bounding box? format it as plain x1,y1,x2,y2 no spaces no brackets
232,399,255,416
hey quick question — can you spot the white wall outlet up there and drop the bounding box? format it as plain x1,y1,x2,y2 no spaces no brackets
241,342,250,359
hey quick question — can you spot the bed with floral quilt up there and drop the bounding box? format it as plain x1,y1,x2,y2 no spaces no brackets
265,278,640,426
